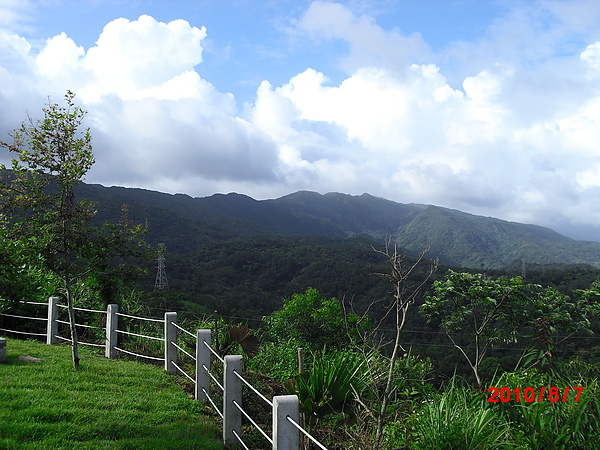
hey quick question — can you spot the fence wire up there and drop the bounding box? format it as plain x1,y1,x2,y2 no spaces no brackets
172,360,195,384
1,313,46,321
203,363,224,391
116,329,164,341
233,399,273,445
203,339,224,364
56,319,103,330
233,369,273,407
202,387,223,419
171,321,195,338
114,346,165,362
173,341,195,361
54,335,105,348
288,416,328,449
0,327,46,337
116,312,163,322
232,429,250,450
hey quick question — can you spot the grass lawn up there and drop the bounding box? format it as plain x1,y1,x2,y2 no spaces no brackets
0,338,223,449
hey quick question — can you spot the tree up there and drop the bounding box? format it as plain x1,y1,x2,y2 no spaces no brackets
421,270,530,386
347,243,437,450
521,282,600,372
0,214,60,312
264,287,368,350
1,91,147,368
371,244,437,450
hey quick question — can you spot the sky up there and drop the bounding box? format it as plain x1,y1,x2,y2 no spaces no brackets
1,0,600,241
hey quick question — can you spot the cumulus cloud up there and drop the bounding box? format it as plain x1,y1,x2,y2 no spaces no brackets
0,14,282,193
82,16,206,101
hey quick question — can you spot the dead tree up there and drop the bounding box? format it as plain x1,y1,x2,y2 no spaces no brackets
346,242,438,450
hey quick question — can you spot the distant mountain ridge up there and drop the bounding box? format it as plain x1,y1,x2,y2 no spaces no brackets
77,183,600,269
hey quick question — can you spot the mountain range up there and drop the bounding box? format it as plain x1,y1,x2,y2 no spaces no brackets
77,183,600,269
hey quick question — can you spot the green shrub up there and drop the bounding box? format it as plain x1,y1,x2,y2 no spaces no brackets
494,366,600,449
246,339,309,382
408,378,512,449
284,349,368,419
264,287,370,349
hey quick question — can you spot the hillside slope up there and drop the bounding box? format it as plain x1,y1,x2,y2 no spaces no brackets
77,184,600,268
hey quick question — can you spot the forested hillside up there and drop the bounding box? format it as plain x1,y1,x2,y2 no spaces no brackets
132,233,600,383
77,183,600,268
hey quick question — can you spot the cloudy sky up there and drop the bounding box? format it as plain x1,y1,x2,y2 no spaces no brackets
1,0,600,241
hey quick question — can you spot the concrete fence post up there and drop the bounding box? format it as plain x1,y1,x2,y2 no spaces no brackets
195,329,211,401
46,297,59,345
223,354,243,446
164,312,177,374
105,304,119,359
273,395,300,450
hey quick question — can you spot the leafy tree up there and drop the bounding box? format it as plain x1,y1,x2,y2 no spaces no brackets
421,270,530,386
572,280,600,327
522,281,600,371
0,215,60,313
264,287,367,350
0,91,147,368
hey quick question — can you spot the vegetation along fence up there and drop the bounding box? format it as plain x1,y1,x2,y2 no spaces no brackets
0,298,328,450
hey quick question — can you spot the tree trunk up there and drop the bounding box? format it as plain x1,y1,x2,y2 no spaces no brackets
65,266,80,369
373,300,408,450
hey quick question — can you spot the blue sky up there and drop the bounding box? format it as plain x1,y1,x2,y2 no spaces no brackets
15,1,510,102
1,0,600,241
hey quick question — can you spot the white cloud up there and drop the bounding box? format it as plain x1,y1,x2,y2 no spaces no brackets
581,41,600,77
37,32,82,75
246,1,600,239
82,15,206,101
1,14,282,190
292,0,432,74
0,0,31,33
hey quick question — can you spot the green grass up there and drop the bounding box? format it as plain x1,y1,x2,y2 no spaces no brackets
0,338,223,449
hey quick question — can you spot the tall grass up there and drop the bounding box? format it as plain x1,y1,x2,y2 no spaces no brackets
0,339,223,449
409,378,513,450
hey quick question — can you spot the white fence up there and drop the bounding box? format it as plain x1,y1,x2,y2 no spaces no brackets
0,298,327,450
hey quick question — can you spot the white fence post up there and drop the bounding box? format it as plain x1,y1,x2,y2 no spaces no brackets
164,312,177,374
195,329,211,400
273,395,300,450
223,354,243,446
46,297,59,345
105,304,119,359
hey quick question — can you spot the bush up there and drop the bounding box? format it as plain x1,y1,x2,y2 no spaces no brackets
245,339,309,382
263,287,370,350
284,349,369,420
493,364,600,449
407,378,512,449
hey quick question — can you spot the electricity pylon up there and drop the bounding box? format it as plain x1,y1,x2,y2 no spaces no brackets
154,243,169,290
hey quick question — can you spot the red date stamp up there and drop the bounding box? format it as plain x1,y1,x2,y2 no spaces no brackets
487,386,584,402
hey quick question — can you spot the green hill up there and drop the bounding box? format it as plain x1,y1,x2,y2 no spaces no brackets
77,183,600,269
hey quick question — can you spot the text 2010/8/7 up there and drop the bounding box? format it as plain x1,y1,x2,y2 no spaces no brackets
487,386,584,403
